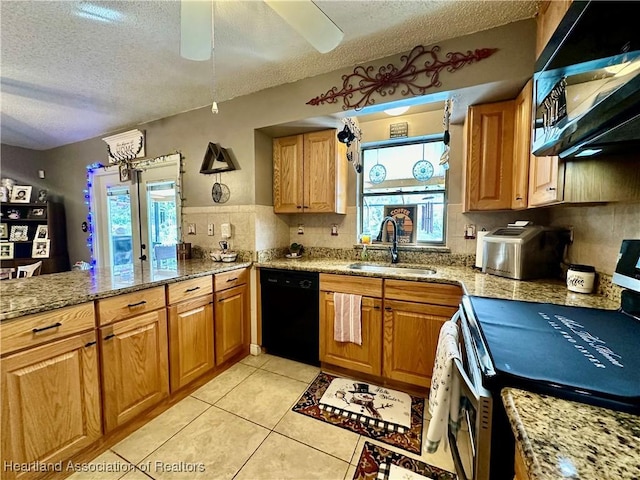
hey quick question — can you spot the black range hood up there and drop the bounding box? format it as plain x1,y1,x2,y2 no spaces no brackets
532,1,640,159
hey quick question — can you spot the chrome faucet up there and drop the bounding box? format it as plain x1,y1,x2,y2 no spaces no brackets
376,216,399,263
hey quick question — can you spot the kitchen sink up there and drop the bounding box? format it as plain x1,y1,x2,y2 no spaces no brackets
347,263,437,276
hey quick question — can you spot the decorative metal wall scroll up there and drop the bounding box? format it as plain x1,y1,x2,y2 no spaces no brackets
307,45,498,111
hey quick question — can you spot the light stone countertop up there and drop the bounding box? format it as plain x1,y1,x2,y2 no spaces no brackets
256,258,620,310
502,388,640,480
0,259,252,322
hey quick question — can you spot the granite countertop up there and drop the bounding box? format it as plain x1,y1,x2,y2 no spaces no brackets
256,258,619,310
502,388,640,480
0,259,252,322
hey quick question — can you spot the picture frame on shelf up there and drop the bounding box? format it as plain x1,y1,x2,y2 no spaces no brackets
0,242,14,260
9,185,32,203
6,209,21,220
35,224,48,239
27,207,47,219
382,204,417,244
32,239,50,258
0,223,7,239
36,189,48,203
0,187,8,203
9,225,29,242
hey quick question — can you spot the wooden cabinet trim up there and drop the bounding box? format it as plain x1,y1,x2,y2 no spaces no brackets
167,275,213,305
97,286,166,326
1,302,95,356
320,273,383,298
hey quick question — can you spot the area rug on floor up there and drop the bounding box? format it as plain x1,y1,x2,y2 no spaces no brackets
292,372,424,454
353,441,457,480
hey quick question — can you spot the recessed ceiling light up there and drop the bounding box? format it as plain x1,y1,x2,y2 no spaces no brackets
383,106,410,116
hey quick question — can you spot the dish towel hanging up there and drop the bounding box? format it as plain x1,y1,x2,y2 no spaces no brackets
425,320,461,454
333,293,362,345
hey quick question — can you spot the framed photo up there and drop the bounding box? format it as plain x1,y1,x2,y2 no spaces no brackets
32,239,50,258
9,225,29,242
0,242,14,260
35,224,49,239
119,163,131,183
36,189,48,203
0,223,7,239
382,205,417,244
10,185,32,203
27,207,47,219
0,187,8,203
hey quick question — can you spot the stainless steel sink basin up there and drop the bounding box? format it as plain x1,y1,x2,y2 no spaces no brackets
347,263,436,276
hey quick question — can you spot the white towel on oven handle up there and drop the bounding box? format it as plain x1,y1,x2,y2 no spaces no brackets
425,319,461,454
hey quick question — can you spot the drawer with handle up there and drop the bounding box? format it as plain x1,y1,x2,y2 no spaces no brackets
214,268,249,292
167,275,213,305
97,286,166,326
1,302,95,355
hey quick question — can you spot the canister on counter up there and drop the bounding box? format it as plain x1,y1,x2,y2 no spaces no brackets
566,264,596,293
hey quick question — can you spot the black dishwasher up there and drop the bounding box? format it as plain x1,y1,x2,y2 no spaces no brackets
260,268,320,366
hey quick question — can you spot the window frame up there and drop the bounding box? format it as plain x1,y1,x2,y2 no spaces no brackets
358,134,448,246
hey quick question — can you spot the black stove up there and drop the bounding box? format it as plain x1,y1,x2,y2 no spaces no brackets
466,296,640,414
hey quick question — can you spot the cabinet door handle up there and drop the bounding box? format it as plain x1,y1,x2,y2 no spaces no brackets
32,322,62,333
515,196,523,200
384,307,392,311
546,187,556,191
296,206,303,209
373,306,381,310
303,205,310,209
84,341,97,348
104,333,115,341
226,277,238,282
185,286,201,293
127,300,147,308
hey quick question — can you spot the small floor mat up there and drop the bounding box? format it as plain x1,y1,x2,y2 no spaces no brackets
292,372,424,454
353,441,457,480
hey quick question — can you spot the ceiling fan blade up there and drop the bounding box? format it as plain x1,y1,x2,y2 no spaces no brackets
265,0,343,54
180,0,212,61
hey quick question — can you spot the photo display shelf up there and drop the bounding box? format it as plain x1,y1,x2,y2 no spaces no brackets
1,202,51,260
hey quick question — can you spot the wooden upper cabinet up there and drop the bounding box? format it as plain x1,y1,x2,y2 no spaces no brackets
273,129,347,214
464,100,516,211
1,331,102,479
528,155,564,206
536,0,573,60
512,80,533,210
273,134,304,213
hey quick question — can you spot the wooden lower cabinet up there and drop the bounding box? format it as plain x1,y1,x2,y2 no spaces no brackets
214,283,249,365
1,331,102,479
319,292,382,376
100,309,169,432
168,295,214,392
382,299,457,387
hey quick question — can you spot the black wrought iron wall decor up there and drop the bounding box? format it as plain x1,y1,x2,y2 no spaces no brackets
307,45,498,110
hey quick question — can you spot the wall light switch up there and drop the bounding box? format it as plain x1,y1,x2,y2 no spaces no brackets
207,224,214,236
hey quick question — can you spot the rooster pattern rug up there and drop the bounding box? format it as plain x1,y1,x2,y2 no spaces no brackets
292,373,424,454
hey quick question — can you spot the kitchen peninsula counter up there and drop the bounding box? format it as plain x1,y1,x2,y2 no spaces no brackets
0,260,252,321
502,388,640,480
256,258,619,310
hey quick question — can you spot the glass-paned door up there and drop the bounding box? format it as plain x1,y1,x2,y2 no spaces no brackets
91,157,180,276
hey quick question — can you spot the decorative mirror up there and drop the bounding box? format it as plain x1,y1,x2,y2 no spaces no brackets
199,142,237,174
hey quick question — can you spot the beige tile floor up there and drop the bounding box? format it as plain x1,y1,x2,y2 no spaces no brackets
69,354,455,480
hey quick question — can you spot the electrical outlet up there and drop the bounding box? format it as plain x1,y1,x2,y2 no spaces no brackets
207,224,214,236
297,224,304,235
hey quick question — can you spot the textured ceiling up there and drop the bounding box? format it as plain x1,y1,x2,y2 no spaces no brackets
0,1,537,150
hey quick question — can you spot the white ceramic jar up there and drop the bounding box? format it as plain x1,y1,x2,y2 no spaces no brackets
566,264,596,293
